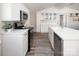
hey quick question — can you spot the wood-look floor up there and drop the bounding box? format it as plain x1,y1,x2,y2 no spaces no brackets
27,32,54,56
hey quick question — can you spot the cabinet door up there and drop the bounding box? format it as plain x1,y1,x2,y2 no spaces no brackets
40,23,48,33
48,27,52,41
2,32,28,56
23,33,28,55
63,40,79,56
48,27,54,49
51,31,54,49
0,44,1,56
0,34,2,56
2,34,21,56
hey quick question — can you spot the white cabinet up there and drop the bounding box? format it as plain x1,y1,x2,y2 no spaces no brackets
2,30,28,56
54,33,79,56
23,33,28,55
49,26,79,56
63,40,79,56
0,40,1,56
40,23,48,33
48,27,54,49
0,33,2,56
1,3,27,21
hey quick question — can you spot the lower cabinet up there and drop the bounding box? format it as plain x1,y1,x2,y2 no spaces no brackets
48,27,54,49
48,27,63,56
54,32,79,56
0,44,1,56
63,40,79,56
48,26,79,56
2,31,28,56
0,34,2,56
40,23,48,33
54,33,63,56
23,34,28,55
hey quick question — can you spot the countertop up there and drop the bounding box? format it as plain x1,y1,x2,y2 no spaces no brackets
2,29,28,35
49,26,79,40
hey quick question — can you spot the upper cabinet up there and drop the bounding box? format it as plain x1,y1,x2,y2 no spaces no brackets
0,3,29,21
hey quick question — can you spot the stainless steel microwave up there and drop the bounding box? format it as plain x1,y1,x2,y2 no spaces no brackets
20,10,28,21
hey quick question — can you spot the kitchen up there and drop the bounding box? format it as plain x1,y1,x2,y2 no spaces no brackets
0,3,79,56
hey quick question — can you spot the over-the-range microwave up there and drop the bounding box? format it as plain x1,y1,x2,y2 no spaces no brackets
20,10,28,21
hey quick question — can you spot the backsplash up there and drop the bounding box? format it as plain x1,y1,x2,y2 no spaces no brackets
2,21,26,30
2,21,14,29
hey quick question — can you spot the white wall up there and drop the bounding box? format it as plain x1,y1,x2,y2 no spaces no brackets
29,10,36,32
36,12,41,32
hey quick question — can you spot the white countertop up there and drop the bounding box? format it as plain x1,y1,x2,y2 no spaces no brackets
49,26,79,40
2,29,28,34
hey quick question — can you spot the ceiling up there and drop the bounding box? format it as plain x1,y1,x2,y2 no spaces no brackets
23,3,79,12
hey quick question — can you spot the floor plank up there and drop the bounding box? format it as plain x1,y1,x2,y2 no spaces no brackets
27,33,54,56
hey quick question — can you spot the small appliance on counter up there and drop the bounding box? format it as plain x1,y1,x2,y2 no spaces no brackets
14,22,24,29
